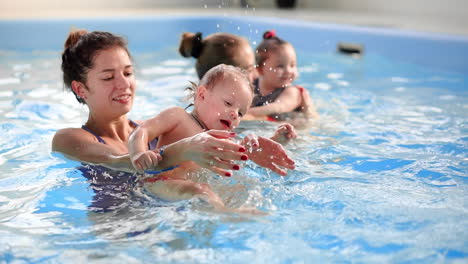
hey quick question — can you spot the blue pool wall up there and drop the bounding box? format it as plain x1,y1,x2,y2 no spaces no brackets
1,15,468,75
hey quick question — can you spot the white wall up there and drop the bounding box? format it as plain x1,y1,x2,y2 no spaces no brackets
1,0,466,24
299,0,468,20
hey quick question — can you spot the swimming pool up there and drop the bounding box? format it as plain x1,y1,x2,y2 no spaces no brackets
0,15,467,263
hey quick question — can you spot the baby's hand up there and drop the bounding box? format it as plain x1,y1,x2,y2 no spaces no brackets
242,133,260,150
131,149,163,172
271,123,297,144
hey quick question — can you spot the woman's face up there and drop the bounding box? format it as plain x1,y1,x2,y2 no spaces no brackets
82,47,136,118
235,41,258,84
259,44,298,88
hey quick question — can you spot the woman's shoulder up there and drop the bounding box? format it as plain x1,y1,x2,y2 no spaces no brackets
52,127,96,151
53,127,88,139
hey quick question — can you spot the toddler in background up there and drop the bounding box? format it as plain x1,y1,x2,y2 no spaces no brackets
247,30,319,122
129,64,296,213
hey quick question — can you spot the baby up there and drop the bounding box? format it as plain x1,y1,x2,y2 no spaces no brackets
129,64,296,212
246,30,319,121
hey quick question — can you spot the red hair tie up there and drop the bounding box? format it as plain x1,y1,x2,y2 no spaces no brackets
264,30,276,39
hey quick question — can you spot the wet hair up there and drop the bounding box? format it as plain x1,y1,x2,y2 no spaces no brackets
179,32,251,79
61,29,130,104
255,30,289,68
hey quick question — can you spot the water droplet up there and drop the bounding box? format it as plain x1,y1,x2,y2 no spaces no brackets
204,4,207,8
216,24,220,28
237,26,241,31
252,41,257,45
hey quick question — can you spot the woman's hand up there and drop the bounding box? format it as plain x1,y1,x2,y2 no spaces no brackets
298,86,319,119
131,150,163,172
271,123,297,144
242,135,295,176
174,130,248,177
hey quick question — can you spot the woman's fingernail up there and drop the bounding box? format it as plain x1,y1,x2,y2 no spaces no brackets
241,155,248,160
229,132,236,136
253,143,259,147
239,147,246,152
225,172,232,177
233,165,240,170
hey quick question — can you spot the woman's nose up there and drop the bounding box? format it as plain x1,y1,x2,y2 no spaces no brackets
115,73,129,89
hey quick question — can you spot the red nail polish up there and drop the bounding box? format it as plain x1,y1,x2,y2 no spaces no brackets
225,172,231,177
233,165,240,170
229,132,236,136
241,155,248,160
239,147,246,152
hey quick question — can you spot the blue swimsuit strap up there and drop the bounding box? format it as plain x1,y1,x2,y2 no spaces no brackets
81,121,175,175
81,125,106,144
81,120,157,149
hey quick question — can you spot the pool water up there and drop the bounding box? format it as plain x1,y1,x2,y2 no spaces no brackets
1,19,468,263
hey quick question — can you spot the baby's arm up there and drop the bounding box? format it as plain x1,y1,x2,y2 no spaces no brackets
246,86,302,118
128,107,182,172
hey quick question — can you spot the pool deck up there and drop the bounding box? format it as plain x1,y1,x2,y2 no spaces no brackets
0,7,467,37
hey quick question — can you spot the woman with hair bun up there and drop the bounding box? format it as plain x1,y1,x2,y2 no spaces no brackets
179,32,257,83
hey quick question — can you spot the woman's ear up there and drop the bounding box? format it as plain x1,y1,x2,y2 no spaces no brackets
71,81,87,99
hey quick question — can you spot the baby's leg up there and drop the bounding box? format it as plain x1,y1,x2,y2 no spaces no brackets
145,179,225,210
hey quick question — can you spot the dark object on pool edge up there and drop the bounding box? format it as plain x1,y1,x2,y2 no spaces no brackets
337,42,364,56
276,0,296,8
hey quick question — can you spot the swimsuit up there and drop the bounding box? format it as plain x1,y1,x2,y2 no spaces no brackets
79,120,159,212
81,120,158,149
251,78,302,121
251,78,286,108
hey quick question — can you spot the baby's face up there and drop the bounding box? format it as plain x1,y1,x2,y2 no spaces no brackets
260,44,298,88
197,77,252,131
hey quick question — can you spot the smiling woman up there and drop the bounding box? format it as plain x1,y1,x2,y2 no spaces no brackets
53,29,257,175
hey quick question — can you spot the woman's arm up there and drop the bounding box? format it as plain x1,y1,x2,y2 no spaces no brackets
297,86,319,119
247,86,302,118
52,128,135,171
159,130,249,176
